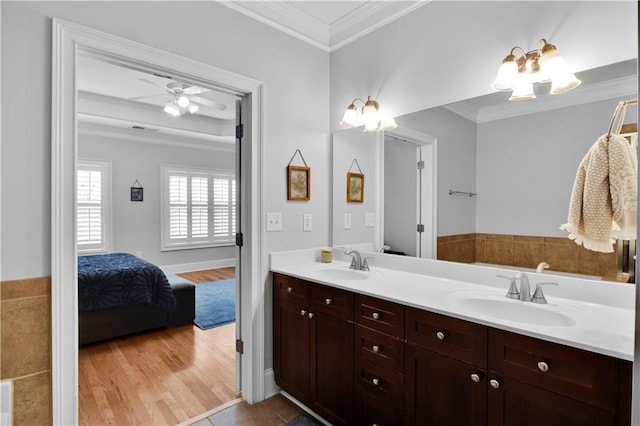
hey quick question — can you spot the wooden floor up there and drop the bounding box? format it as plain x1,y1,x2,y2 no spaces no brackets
188,394,304,426
79,268,238,426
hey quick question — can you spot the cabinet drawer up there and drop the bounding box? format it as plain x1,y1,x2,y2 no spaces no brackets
355,386,403,426
273,273,308,305
355,294,404,337
355,358,404,402
311,283,353,321
488,329,617,411
406,307,487,367
355,325,404,373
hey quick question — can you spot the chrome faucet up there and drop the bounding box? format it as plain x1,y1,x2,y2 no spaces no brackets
516,272,531,302
345,249,364,270
377,245,390,253
497,272,558,304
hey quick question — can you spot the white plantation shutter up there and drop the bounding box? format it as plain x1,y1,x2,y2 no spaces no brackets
162,166,235,250
77,161,112,253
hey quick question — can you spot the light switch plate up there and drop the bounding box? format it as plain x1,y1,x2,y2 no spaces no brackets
303,213,312,231
365,212,376,227
344,213,352,229
266,212,283,232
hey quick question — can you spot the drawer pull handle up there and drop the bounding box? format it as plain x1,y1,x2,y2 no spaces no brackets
308,312,315,319
372,378,380,386
436,331,446,340
490,379,500,389
537,361,549,373
372,345,380,353
325,298,332,305
372,312,380,320
300,309,307,316
470,373,481,383
287,287,293,293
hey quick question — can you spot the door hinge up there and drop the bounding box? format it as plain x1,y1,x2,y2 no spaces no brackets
236,339,244,354
235,232,244,247
235,124,244,140
417,161,425,170
417,224,425,233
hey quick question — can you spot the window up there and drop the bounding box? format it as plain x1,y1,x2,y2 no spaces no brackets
77,160,112,253
162,166,236,250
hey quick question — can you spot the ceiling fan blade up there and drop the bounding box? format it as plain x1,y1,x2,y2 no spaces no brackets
183,85,208,95
190,95,227,111
128,94,167,101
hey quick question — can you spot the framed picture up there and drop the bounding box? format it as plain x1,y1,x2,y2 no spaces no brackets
130,186,144,202
287,165,310,201
347,172,364,203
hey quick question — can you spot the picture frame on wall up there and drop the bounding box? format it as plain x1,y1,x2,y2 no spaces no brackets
347,172,364,203
287,165,311,201
130,186,143,202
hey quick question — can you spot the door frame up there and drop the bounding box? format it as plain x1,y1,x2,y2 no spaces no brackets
52,18,265,425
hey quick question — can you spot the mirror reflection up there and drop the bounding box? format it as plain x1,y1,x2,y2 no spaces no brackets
332,60,638,282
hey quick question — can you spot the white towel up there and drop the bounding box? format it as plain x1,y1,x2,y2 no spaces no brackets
560,133,637,253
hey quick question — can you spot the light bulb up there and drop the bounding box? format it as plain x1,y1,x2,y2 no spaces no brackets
509,78,536,101
340,104,360,128
188,103,199,114
177,95,190,108
378,114,397,131
492,54,518,91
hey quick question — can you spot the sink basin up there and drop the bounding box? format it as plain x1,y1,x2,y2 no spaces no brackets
456,297,576,327
315,268,370,281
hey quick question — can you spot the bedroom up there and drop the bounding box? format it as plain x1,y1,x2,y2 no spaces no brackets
76,54,242,423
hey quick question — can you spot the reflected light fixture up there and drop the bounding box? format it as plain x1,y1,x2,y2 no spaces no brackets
340,96,397,131
492,38,581,101
163,94,199,116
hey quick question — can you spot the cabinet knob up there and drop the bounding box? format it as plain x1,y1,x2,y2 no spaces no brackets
287,287,293,293
372,377,380,386
372,345,380,353
537,361,549,373
470,373,481,383
300,309,307,316
325,298,332,305
372,312,380,320
436,331,446,340
489,379,501,389
308,312,315,319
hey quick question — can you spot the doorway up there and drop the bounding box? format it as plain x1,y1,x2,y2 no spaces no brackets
52,19,264,425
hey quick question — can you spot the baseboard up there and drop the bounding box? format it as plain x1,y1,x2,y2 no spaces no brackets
279,391,331,426
161,258,235,274
263,368,279,399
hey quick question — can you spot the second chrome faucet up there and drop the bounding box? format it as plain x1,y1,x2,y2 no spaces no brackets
497,272,557,304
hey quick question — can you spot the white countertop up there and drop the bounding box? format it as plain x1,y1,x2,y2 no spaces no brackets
270,248,635,361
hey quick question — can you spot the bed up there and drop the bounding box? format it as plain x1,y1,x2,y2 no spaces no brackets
78,252,195,345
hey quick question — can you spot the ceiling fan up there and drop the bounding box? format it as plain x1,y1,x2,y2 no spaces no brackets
130,79,227,116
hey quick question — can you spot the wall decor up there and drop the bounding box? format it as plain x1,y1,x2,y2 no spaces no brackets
287,149,310,201
347,158,364,203
130,179,144,202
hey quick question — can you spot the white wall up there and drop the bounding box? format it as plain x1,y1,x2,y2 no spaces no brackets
78,130,236,267
396,107,478,236
330,1,637,130
476,95,638,237
1,1,330,279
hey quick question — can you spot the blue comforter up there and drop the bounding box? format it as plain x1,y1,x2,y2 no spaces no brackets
78,253,177,312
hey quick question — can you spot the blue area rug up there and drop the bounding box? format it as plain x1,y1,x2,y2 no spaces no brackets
194,279,236,330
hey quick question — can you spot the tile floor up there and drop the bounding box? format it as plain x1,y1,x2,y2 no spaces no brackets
189,394,304,426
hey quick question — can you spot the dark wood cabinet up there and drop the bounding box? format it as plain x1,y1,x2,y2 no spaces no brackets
273,273,353,425
272,272,632,426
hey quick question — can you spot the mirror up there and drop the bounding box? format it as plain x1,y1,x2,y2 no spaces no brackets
332,59,638,282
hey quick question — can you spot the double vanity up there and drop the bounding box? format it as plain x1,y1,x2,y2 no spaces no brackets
271,248,634,425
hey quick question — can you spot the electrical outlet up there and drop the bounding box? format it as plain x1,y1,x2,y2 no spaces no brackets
365,212,376,227
344,213,352,229
266,212,283,232
303,213,312,231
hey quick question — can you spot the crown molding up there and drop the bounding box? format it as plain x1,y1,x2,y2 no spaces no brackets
444,75,638,123
220,1,429,52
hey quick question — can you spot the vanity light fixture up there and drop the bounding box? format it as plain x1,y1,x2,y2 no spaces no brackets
492,38,581,101
163,94,199,116
340,96,398,131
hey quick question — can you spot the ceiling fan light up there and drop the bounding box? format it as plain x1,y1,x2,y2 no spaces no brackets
187,103,199,114
177,95,190,108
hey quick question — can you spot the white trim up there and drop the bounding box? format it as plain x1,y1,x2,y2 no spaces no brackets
160,258,236,274
177,397,243,426
52,18,265,424
263,368,279,399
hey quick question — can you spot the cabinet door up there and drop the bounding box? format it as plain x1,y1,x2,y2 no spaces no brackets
273,296,310,404
487,376,615,426
405,344,487,426
310,311,354,426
